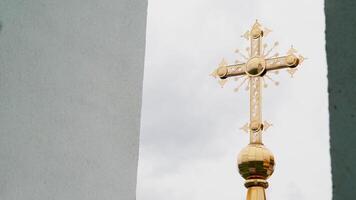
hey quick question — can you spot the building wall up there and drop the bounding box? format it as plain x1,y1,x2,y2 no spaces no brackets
0,1,147,199
325,0,356,199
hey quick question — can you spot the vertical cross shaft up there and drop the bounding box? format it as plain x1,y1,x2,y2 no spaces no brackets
249,77,262,143
249,22,263,144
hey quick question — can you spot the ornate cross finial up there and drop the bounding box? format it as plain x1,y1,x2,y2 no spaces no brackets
211,20,304,143
211,21,305,200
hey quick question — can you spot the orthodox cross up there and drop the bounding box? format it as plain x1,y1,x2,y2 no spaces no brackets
211,20,305,144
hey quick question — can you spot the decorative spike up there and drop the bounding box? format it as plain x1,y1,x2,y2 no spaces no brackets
287,68,298,77
235,48,249,61
263,27,272,37
263,120,273,131
262,77,268,88
242,31,250,40
219,58,228,67
219,79,228,87
210,70,218,78
265,75,279,86
264,41,279,58
287,45,298,55
240,123,250,133
253,19,261,27
298,54,305,64
234,77,249,92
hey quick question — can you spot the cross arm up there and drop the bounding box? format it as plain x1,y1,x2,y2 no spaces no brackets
265,54,300,72
215,63,246,79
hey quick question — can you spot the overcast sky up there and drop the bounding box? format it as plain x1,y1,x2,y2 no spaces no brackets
137,0,331,199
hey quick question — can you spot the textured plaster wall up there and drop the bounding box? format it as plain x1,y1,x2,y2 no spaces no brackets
0,0,147,199
325,0,356,199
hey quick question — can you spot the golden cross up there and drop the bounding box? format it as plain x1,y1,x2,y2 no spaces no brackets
211,20,305,144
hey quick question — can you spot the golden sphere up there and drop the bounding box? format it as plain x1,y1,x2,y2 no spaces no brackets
217,66,228,78
250,121,263,132
245,57,266,77
286,55,299,67
251,27,263,39
237,144,275,180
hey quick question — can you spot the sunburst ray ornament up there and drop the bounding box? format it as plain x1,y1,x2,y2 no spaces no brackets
211,20,305,200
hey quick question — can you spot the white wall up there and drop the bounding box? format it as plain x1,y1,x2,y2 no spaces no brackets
0,1,147,199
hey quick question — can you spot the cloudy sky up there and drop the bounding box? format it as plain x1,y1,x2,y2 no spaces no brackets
137,0,331,199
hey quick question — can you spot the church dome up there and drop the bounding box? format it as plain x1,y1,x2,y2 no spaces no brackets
237,144,275,180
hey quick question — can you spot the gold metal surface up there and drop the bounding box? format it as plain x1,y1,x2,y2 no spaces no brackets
210,20,304,200
245,57,266,77
246,187,267,200
237,144,275,180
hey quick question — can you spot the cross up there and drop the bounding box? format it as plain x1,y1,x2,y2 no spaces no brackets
211,20,304,144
